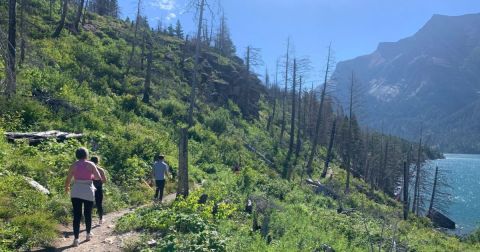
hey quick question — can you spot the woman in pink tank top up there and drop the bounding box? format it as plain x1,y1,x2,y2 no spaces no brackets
65,147,103,247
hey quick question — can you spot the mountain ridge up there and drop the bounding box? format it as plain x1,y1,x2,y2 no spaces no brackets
332,13,480,153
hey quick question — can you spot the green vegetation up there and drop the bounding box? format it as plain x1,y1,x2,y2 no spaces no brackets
0,0,478,251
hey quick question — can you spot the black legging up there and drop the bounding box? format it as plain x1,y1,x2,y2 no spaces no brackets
71,198,93,239
93,180,104,220
155,179,165,201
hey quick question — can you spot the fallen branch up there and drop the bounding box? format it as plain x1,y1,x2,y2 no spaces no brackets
243,142,275,167
305,178,339,199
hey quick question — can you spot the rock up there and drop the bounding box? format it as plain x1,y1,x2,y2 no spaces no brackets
26,178,50,195
147,239,157,247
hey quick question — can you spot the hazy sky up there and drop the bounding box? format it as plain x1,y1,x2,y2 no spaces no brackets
119,0,480,83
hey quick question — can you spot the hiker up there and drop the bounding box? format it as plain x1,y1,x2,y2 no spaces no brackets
65,148,104,247
91,156,107,225
152,154,170,202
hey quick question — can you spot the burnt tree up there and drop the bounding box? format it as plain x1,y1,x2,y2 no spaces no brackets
52,0,68,38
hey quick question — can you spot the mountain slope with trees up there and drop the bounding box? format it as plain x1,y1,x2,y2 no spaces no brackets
0,1,479,251
332,13,480,153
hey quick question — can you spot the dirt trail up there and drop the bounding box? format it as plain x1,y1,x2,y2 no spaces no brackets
34,193,177,252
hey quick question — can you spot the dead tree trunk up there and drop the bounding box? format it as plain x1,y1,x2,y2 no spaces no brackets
283,59,297,179
293,76,303,166
345,72,354,194
321,117,336,178
279,38,290,144
266,61,279,132
380,139,389,191
428,166,439,215
187,0,206,127
73,0,85,32
142,43,152,103
246,46,250,73
306,44,332,176
412,131,423,215
125,0,142,75
6,0,17,96
82,0,89,25
52,0,68,38
403,161,409,220
177,128,189,197
140,32,146,70
19,0,26,66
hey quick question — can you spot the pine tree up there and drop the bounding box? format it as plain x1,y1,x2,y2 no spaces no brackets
167,24,175,36
175,20,184,39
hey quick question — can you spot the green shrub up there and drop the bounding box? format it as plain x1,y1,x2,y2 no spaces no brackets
11,213,56,250
205,108,230,135
157,98,187,123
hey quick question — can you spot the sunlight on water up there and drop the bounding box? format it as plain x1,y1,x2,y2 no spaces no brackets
426,154,480,235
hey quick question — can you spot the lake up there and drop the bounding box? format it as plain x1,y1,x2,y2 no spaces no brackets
425,153,480,235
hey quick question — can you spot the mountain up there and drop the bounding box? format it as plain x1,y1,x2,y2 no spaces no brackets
332,13,480,153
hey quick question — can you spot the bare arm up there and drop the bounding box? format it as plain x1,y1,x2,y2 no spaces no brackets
90,163,103,182
65,165,75,193
99,168,107,183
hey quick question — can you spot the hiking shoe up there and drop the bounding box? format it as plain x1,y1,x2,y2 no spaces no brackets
99,219,103,225
86,233,93,241
73,239,79,247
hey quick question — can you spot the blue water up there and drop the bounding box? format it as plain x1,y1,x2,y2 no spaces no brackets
426,154,480,235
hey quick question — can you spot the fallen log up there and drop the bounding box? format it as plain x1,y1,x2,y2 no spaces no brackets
5,130,84,145
25,177,50,195
427,208,456,229
305,178,339,200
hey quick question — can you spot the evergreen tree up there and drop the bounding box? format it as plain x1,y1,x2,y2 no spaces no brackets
91,0,118,17
175,20,184,39
167,24,175,36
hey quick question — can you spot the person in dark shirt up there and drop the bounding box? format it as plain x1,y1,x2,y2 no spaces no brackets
152,154,170,202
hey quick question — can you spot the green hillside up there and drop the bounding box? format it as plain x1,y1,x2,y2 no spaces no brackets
0,1,479,251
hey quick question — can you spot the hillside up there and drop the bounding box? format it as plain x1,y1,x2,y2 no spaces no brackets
332,13,480,153
1,1,480,251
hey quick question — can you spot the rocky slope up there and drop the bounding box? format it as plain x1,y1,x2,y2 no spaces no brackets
332,13,480,153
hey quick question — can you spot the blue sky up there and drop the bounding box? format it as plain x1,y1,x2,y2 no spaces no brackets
119,0,480,83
